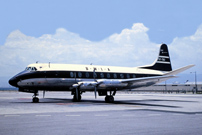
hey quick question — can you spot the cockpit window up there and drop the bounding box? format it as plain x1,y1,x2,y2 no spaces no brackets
25,67,37,71
28,67,31,71
31,67,37,71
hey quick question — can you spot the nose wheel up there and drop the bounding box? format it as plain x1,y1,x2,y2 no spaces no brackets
32,90,39,103
32,97,39,103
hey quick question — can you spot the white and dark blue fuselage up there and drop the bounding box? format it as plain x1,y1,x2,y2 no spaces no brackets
9,64,164,91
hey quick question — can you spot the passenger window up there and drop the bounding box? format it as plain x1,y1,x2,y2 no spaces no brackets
70,72,74,78
107,73,110,78
100,73,104,78
132,74,136,78
85,72,89,78
78,72,82,78
126,74,130,78
93,72,97,78
120,74,124,79
113,73,117,79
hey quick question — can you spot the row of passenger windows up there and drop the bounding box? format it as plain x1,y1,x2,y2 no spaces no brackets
69,72,136,79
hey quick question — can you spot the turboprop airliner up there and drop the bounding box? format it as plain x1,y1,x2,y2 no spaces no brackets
9,44,194,103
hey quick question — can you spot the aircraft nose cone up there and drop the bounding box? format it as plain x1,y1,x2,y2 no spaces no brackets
8,77,18,87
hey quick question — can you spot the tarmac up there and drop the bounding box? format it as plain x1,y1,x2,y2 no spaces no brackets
0,91,202,135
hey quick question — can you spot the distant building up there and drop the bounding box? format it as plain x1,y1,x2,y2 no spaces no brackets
133,83,202,93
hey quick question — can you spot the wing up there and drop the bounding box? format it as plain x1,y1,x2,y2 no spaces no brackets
120,75,176,88
71,75,176,90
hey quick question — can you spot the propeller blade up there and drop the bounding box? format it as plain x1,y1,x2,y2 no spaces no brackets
74,72,76,82
76,87,79,101
43,90,45,98
93,68,97,82
94,86,97,99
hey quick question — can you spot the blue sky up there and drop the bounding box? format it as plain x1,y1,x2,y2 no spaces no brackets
0,0,202,87
1,0,202,45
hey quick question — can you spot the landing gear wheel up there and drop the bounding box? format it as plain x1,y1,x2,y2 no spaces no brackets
73,95,82,102
32,97,39,103
105,95,114,103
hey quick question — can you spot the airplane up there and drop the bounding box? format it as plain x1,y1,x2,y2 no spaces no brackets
9,44,194,103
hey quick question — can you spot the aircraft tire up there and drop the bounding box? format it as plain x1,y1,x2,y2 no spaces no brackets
73,95,81,102
105,96,114,103
32,97,39,103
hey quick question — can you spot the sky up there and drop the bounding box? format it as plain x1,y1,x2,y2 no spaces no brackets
0,0,202,87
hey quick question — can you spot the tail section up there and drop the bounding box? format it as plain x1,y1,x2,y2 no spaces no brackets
141,44,172,71
164,64,195,76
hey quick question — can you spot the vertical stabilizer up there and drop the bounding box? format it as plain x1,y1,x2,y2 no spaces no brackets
141,44,172,71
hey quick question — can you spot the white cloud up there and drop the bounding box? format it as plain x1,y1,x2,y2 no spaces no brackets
169,24,202,69
0,23,202,87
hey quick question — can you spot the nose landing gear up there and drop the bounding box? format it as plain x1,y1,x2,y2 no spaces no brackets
32,90,39,103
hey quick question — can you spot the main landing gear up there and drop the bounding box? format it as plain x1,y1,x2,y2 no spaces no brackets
105,95,114,103
73,94,82,102
104,90,116,103
72,89,82,102
32,90,39,103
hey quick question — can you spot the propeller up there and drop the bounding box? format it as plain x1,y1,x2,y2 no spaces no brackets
43,90,45,98
74,72,79,101
75,87,79,101
93,68,97,99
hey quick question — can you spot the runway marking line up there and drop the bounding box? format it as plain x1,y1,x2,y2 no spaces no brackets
18,98,31,100
4,115,20,117
94,114,109,116
148,114,161,116
57,103,75,105
122,115,135,117
66,115,81,117
172,114,185,116
35,115,51,117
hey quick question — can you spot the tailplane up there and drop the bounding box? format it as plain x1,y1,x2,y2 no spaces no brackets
164,64,195,76
141,44,172,71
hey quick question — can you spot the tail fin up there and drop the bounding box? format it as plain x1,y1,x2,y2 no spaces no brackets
141,44,172,71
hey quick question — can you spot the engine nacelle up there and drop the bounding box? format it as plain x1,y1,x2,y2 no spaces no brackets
72,79,124,89
100,79,121,85
82,82,98,87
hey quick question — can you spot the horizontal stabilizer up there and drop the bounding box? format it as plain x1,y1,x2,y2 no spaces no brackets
121,75,176,84
164,64,195,76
